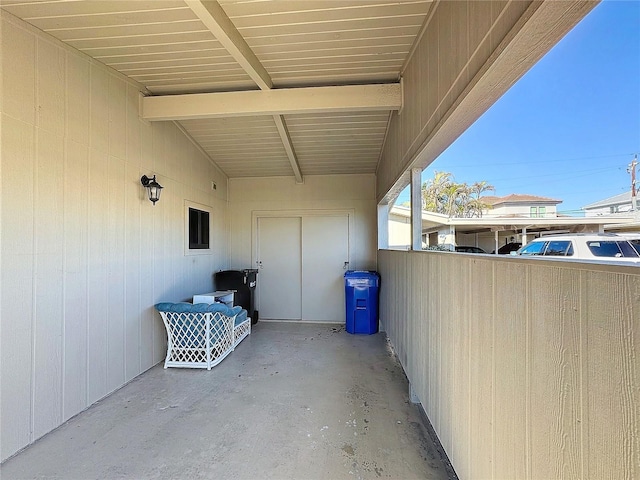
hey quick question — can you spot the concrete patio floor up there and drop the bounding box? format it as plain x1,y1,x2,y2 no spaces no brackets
1,322,454,480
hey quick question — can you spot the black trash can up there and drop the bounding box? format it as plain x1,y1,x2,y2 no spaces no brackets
344,270,380,334
214,269,259,324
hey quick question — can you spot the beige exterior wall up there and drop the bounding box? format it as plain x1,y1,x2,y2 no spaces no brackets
376,0,531,200
388,211,411,250
1,14,229,461
228,174,377,271
489,203,558,217
375,1,595,203
379,249,639,479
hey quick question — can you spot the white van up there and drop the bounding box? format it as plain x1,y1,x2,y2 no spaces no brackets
514,233,640,264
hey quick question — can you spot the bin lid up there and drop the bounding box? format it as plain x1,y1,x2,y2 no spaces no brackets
344,270,379,286
344,270,379,278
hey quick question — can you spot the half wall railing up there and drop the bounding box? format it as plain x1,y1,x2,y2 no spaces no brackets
378,249,639,480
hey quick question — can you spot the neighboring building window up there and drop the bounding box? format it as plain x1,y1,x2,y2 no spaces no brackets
539,206,546,217
530,207,538,217
189,208,210,249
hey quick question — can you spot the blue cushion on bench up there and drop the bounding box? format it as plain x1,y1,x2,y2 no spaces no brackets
156,302,238,316
235,309,248,326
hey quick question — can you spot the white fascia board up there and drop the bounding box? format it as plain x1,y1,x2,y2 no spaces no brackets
142,84,402,121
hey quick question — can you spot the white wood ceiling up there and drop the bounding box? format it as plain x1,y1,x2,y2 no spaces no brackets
1,0,434,179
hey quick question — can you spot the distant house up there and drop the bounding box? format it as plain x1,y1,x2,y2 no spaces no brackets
481,194,562,218
583,191,634,216
388,191,636,252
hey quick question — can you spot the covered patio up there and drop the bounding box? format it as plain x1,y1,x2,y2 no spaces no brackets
0,322,453,479
3,1,637,479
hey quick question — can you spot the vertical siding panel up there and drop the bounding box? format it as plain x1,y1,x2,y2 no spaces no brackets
431,255,442,434
1,21,35,125
378,251,639,480
107,156,126,392
425,17,439,137
87,148,109,404
0,116,35,459
419,255,431,407
108,76,126,161
32,128,64,438
446,1,469,107
138,119,156,369
529,265,582,479
493,262,528,479
126,85,140,166
453,256,471,478
152,196,167,364
585,272,639,479
468,258,494,478
124,164,141,381
62,139,88,421
468,1,493,84
89,65,109,154
65,53,89,145
1,15,230,460
35,38,65,136
435,3,451,126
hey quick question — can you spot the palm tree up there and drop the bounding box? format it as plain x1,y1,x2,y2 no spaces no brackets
468,181,495,217
422,171,452,213
421,173,494,218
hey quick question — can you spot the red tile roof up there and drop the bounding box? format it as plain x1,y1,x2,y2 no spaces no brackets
482,194,562,205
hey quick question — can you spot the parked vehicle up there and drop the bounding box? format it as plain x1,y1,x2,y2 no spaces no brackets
514,234,640,263
493,242,522,254
614,233,640,255
455,246,486,254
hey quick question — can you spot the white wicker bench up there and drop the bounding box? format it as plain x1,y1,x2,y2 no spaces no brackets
155,302,251,370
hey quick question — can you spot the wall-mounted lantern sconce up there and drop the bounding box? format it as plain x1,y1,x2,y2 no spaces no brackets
140,175,163,205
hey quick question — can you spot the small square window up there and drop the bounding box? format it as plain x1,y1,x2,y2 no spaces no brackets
530,206,538,218
188,208,210,249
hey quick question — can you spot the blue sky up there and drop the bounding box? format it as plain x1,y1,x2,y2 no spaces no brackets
397,1,640,215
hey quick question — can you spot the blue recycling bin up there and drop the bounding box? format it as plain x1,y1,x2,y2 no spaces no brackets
344,270,380,335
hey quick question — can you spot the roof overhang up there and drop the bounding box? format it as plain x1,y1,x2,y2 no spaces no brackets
390,206,637,235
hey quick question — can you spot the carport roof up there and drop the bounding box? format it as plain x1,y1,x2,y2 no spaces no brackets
390,205,637,235
0,0,434,181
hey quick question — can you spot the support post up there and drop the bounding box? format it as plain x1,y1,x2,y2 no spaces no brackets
378,204,389,250
411,168,422,251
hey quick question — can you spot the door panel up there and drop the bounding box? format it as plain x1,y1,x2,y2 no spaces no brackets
302,215,349,322
257,217,301,320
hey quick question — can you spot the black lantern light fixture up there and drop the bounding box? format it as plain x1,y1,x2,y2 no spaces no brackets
140,174,163,205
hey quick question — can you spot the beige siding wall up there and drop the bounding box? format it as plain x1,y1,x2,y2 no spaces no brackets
228,174,377,271
377,0,531,200
0,13,229,461
378,250,639,480
376,1,595,202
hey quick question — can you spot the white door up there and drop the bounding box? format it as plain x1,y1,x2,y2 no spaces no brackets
302,215,349,321
257,217,301,320
256,214,350,322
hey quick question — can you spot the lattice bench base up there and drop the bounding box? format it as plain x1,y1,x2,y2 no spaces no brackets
155,302,251,370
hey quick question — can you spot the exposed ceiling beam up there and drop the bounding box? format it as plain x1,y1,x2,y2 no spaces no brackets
184,0,272,90
142,84,402,121
185,1,308,180
273,115,303,183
